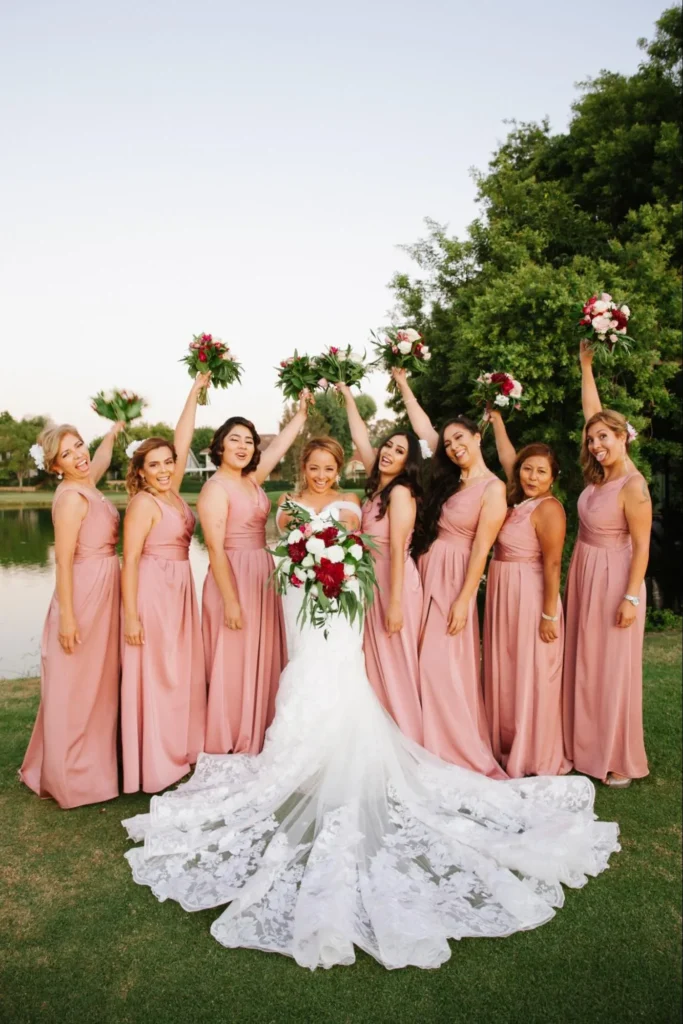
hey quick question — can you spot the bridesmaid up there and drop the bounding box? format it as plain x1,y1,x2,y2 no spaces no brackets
336,382,424,744
20,420,124,808
483,408,570,777
563,343,652,787
394,369,507,778
199,392,312,755
120,373,210,793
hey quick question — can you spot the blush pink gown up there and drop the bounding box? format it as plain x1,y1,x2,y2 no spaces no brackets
20,486,121,808
563,473,649,781
418,477,506,779
121,494,206,794
361,493,423,744
483,497,571,778
202,475,286,755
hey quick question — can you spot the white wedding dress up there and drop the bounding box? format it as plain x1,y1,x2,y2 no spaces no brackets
123,500,620,971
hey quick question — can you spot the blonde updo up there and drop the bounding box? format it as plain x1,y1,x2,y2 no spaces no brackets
37,424,84,474
581,410,632,485
125,436,177,497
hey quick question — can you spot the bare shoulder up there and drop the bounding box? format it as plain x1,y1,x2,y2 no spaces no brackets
533,495,566,529
483,476,507,501
198,477,228,512
53,487,88,519
339,490,362,507
389,483,415,505
623,472,651,504
127,490,159,518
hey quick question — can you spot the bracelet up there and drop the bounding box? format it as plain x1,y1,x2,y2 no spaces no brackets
541,612,558,622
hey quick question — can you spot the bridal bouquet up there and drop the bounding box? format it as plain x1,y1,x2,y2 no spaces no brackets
314,346,368,402
371,327,431,390
474,372,524,430
579,293,633,358
275,352,320,401
180,332,242,405
268,501,377,634
90,388,147,425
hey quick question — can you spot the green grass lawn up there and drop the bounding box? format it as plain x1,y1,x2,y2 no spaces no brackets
1,634,680,1024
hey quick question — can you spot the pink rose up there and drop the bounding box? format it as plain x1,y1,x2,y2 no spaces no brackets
318,378,329,389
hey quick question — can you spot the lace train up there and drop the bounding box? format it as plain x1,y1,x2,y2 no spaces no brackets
123,612,619,970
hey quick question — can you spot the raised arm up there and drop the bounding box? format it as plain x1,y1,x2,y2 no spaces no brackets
121,494,157,646
579,340,602,423
391,368,439,453
488,407,517,482
533,498,566,644
53,490,89,653
336,382,375,474
385,485,417,636
617,475,653,629
90,421,125,485
447,479,507,635
172,372,211,490
197,483,243,630
253,391,311,486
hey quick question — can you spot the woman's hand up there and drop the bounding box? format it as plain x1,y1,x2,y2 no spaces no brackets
110,421,126,439
391,367,408,388
579,339,594,367
385,600,404,636
334,381,352,400
193,371,212,395
224,599,243,630
539,617,559,643
616,599,637,629
446,597,469,636
58,614,81,654
124,616,145,646
298,389,313,415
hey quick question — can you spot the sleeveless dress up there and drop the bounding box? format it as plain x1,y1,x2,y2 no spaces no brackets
483,497,570,778
361,493,423,744
418,477,506,779
123,500,620,971
20,486,120,808
121,494,206,794
202,475,286,756
563,473,649,781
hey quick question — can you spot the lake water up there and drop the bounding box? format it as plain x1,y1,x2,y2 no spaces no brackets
0,506,280,680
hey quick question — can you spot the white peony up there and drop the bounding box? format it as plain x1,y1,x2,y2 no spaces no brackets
620,304,630,317
278,556,292,575
397,328,420,343
293,567,307,582
397,341,413,355
600,292,612,303
344,577,360,597
510,380,523,399
301,553,314,568
287,529,304,544
29,443,45,470
423,352,432,361
348,543,363,561
494,394,510,407
343,562,356,577
420,345,430,355
325,545,345,563
125,439,143,459
419,439,433,460
306,537,326,559
591,314,612,333
592,300,609,314
306,569,316,579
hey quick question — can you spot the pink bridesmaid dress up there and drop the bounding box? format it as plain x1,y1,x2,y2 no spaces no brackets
563,473,649,781
121,495,206,794
20,486,120,808
483,497,571,777
418,476,506,779
361,493,423,744
202,476,286,755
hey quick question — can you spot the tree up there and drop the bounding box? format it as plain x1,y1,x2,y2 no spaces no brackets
0,412,49,487
191,427,216,459
368,418,397,446
89,420,175,479
277,392,378,484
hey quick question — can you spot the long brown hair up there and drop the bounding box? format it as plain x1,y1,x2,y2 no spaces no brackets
412,416,480,558
581,410,631,485
125,437,177,497
507,443,560,506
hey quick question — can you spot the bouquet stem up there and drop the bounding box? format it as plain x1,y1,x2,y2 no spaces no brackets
197,386,210,406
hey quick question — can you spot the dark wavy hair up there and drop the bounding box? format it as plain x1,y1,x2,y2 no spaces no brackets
364,431,424,520
412,416,480,558
508,443,560,506
209,416,261,474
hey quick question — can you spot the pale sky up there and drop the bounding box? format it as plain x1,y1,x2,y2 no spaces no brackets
0,0,666,438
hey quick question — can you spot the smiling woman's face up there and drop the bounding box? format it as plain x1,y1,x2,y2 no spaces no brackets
377,434,409,478
221,425,256,471
586,420,625,470
53,433,90,480
303,449,339,493
443,423,479,468
139,446,175,492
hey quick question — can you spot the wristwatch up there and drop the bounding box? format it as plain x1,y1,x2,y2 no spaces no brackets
623,594,640,607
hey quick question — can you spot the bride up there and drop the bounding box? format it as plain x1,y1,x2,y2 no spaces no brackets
123,434,619,971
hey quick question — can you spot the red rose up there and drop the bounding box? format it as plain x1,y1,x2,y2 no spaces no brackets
290,574,303,588
582,296,597,314
490,372,514,396
314,558,345,598
329,346,340,355
202,333,212,342
347,532,366,550
198,351,207,362
611,308,628,330
316,526,339,546
288,539,307,563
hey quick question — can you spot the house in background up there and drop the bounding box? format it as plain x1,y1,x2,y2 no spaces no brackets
344,447,366,482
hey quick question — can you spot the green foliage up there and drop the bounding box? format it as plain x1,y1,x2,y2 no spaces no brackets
646,607,683,632
278,393,378,484
0,411,49,487
89,421,175,479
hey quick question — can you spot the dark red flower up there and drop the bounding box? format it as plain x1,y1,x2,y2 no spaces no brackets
329,346,340,355
202,333,212,342
198,351,207,362
582,296,597,314
490,372,514,396
314,558,345,598
611,308,628,330
347,532,366,550
288,539,307,564
316,526,339,546
290,574,303,588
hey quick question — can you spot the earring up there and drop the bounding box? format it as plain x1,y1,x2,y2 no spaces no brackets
57,473,63,480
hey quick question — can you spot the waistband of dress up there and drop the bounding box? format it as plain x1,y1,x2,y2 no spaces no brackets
493,551,543,565
224,538,267,552
578,526,631,550
74,547,117,562
141,548,189,562
434,533,473,550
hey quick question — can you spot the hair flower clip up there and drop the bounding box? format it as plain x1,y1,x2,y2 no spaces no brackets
29,444,45,471
419,439,433,460
126,440,143,459
626,422,638,442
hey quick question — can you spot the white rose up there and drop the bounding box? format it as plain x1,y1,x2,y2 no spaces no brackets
609,334,618,343
325,545,345,563
309,515,330,532
618,327,628,334
494,394,510,407
344,577,360,597
397,340,413,355
592,300,609,314
287,529,303,544
293,567,307,582
620,304,630,317
423,352,432,361
306,537,326,559
278,556,292,575
301,553,314,568
510,380,523,399
420,345,430,355
306,569,316,579
591,314,612,333
343,562,356,577
349,543,363,561
600,292,612,303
